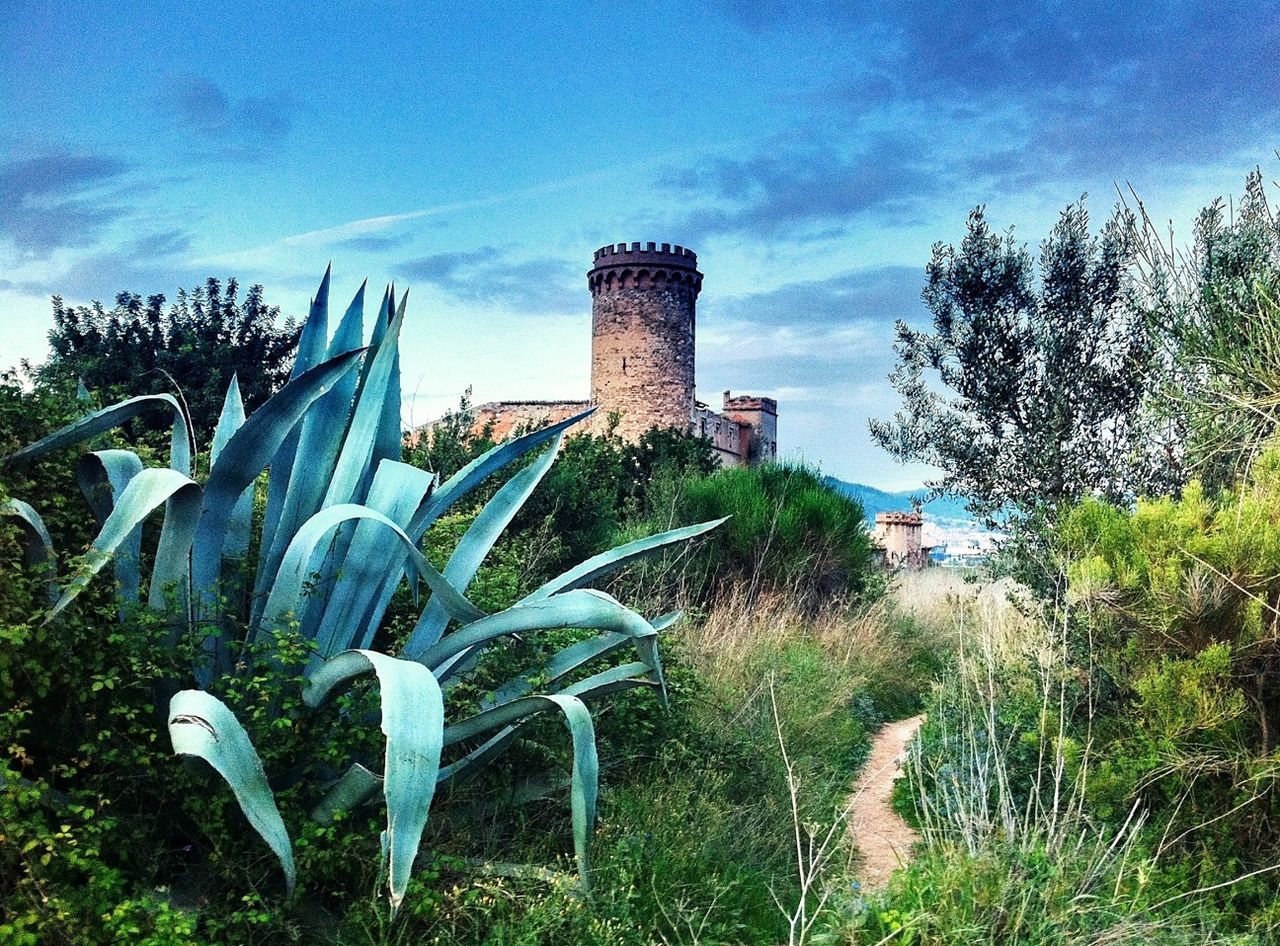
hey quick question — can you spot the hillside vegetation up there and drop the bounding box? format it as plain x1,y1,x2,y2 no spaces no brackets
4,163,1280,945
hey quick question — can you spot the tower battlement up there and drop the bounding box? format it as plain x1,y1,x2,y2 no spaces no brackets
430,241,776,468
589,241,702,295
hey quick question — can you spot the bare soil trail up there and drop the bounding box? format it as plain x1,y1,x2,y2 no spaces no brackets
848,713,925,890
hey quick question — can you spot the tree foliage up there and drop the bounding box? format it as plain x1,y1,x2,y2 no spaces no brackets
39,276,299,434
1132,168,1280,491
871,202,1156,529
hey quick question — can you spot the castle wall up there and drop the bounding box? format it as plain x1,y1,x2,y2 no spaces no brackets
722,392,778,463
693,403,748,467
472,400,590,442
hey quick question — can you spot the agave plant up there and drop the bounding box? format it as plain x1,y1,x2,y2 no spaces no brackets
2,269,722,914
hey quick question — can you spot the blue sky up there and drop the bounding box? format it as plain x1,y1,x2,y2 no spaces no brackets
2,1,1276,488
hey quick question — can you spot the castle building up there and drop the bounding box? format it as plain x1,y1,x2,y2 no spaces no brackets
872,511,935,569
469,242,777,466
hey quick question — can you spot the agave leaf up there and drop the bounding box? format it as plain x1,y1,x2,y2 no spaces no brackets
2,499,57,602
258,504,483,645
310,763,382,824
168,689,295,893
211,377,256,561
441,694,598,887
322,291,405,509
192,348,367,643
2,392,193,475
474,609,681,709
42,467,200,624
304,649,444,915
255,270,333,619
373,291,403,469
411,589,660,690
405,407,594,541
408,432,564,655
75,449,145,611
261,285,367,579
310,460,435,661
523,518,728,601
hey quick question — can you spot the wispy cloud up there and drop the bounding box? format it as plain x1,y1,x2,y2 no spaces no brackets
394,247,582,314
163,75,299,162
16,228,196,300
0,152,131,258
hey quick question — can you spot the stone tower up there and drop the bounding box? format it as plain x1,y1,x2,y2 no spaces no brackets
588,242,702,442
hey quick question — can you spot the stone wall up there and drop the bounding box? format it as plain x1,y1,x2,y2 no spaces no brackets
588,243,699,443
472,400,590,442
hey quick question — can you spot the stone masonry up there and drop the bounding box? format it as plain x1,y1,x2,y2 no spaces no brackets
455,242,776,466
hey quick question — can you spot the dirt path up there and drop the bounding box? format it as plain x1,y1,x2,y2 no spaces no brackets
848,714,925,889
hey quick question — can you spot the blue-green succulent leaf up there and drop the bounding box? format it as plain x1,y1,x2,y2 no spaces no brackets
167,689,295,893
2,499,57,602
255,269,332,619
311,460,435,661
192,348,366,633
409,431,563,654
258,504,482,644
323,291,405,509
412,590,661,694
75,449,144,611
263,284,366,570
210,376,254,562
440,694,598,888
303,649,444,916
406,407,593,541
2,393,193,475
524,518,727,601
41,467,200,624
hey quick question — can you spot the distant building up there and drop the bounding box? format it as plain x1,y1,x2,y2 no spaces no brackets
872,510,935,568
451,242,777,467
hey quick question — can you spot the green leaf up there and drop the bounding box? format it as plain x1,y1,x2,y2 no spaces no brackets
310,460,435,661
168,689,295,893
2,499,57,602
210,376,254,562
257,504,483,646
304,650,444,916
405,406,594,541
441,694,598,888
44,467,201,625
2,392,193,475
409,431,564,654
75,450,145,613
413,590,663,699
523,518,728,600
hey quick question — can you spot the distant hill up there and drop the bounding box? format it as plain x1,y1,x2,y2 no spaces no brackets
823,478,973,527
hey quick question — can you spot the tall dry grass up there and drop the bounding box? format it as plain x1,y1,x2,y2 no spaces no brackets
850,579,1254,944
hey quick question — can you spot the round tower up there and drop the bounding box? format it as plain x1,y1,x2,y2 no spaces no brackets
588,241,702,442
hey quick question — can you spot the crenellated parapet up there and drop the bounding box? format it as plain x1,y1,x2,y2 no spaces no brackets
588,242,703,296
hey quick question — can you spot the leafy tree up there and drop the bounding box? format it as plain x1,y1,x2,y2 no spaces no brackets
1132,168,1280,490
871,201,1157,531
39,276,298,434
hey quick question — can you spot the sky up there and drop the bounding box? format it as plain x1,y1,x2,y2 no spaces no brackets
2,1,1277,489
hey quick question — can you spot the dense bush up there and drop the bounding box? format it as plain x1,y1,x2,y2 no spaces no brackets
1056,448,1280,907
624,462,880,611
